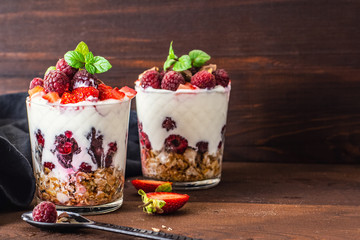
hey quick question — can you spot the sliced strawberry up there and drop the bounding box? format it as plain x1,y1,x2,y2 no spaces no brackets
177,82,197,90
42,92,60,103
28,86,45,97
119,86,137,99
111,88,125,100
61,92,78,104
73,87,99,102
131,179,172,193
138,190,189,214
98,83,112,93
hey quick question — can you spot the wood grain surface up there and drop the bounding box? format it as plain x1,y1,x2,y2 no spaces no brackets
1,0,360,163
1,162,360,239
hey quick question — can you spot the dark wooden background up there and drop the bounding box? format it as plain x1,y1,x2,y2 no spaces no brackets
1,0,360,163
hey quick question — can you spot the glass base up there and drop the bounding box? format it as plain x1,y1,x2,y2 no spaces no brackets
172,178,221,190
36,197,123,215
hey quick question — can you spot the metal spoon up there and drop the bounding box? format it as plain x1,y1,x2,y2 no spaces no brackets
22,211,200,240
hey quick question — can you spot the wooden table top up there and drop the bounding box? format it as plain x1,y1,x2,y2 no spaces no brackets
1,161,360,239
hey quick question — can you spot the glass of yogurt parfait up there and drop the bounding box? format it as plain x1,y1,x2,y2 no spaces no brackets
26,42,136,214
135,42,231,189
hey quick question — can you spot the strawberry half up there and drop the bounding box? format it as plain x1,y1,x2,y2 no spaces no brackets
132,179,172,193
42,92,60,103
73,87,99,102
28,86,45,97
138,190,189,214
61,92,78,104
119,86,137,99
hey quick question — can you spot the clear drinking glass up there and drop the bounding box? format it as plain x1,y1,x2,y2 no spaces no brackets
26,98,132,214
135,85,231,189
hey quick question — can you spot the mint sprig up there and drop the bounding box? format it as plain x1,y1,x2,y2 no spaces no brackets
163,41,211,71
64,41,112,74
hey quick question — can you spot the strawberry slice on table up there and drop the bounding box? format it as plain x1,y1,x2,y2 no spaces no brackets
42,92,60,103
138,190,189,214
73,87,99,102
131,179,172,193
119,86,137,99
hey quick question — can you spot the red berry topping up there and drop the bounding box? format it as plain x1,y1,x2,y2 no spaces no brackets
29,78,44,90
72,69,100,90
61,92,78,104
161,71,185,91
32,201,57,223
213,69,230,87
119,86,137,99
196,141,208,154
78,162,92,173
191,70,216,89
140,70,161,89
43,162,55,170
56,58,77,79
44,70,70,96
42,92,60,103
164,134,188,154
162,117,177,131
73,87,99,102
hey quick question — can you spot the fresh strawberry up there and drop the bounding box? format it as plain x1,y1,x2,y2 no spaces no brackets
98,83,113,93
111,88,126,100
28,86,45,97
132,179,172,193
177,82,197,90
119,86,137,99
138,190,189,214
73,87,99,102
42,92,60,103
61,92,78,104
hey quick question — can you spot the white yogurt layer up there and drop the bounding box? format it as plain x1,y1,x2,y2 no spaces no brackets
27,94,131,181
135,84,231,155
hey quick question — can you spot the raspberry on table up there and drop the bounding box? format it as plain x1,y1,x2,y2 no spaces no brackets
161,71,186,91
44,70,70,96
213,69,230,87
29,78,44,90
191,70,216,89
56,58,77,79
140,70,161,89
196,141,209,154
162,117,177,131
32,201,58,223
72,69,100,90
164,134,188,154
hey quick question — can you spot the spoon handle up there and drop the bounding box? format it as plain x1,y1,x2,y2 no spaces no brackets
87,221,201,240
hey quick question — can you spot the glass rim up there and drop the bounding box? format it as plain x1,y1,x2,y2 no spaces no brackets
26,96,132,107
134,82,231,94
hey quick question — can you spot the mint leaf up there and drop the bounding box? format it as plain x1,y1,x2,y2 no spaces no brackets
163,59,176,71
173,55,191,71
85,63,96,74
93,56,112,73
168,41,177,60
189,50,211,67
85,52,95,64
64,51,85,69
75,41,89,56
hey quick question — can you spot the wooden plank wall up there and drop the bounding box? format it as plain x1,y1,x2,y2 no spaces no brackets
1,0,359,163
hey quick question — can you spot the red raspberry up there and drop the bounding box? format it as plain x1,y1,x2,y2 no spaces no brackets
161,71,185,91
32,201,57,223
191,70,216,89
44,70,70,96
56,58,77,79
78,162,92,173
162,117,177,131
43,162,55,170
213,69,230,87
140,70,161,89
196,141,208,154
72,70,100,90
164,134,188,154
29,78,44,90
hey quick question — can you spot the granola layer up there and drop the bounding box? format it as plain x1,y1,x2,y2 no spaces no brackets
141,147,222,182
35,166,124,206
